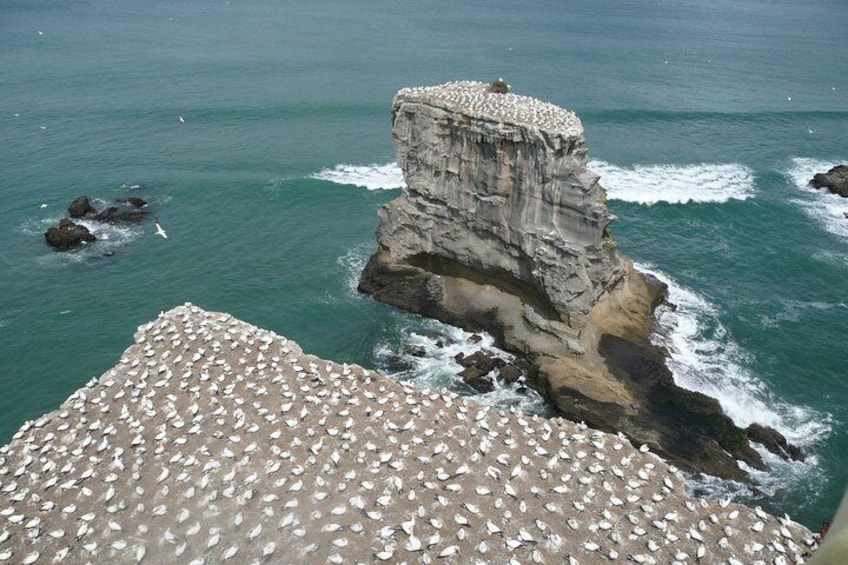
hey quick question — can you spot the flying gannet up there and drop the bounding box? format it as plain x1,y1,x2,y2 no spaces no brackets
154,217,168,239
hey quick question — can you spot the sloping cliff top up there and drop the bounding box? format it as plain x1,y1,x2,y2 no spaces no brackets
396,81,584,138
0,305,815,563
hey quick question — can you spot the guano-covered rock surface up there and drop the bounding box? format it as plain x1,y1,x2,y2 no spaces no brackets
0,306,817,563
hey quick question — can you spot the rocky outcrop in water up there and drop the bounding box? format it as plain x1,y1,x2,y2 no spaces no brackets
360,81,802,481
68,195,94,218
44,192,153,251
43,218,96,249
810,164,848,197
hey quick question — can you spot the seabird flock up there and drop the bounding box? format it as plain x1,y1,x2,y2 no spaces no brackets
396,81,584,139
0,304,817,563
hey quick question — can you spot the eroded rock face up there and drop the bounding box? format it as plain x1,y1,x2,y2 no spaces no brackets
377,81,624,319
359,82,804,480
811,164,848,197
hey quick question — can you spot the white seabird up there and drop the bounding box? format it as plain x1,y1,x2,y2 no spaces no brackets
154,217,168,239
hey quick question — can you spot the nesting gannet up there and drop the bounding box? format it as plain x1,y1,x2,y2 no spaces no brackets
154,217,168,239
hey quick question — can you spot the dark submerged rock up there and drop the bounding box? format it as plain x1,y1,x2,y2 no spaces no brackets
119,196,148,208
498,364,523,383
459,367,495,393
405,345,427,358
746,423,805,462
68,196,93,218
810,165,848,197
454,350,500,374
44,218,96,250
94,206,120,223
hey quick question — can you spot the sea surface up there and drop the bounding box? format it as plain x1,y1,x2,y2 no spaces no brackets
2,0,846,530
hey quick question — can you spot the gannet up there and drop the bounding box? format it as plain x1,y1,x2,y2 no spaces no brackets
154,217,168,239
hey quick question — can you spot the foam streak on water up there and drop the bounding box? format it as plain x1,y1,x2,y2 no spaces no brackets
639,263,831,496
786,157,848,240
589,160,755,204
312,163,404,190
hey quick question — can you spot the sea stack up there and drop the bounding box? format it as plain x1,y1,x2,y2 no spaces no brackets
360,81,798,480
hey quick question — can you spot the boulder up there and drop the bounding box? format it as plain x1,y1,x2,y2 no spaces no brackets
44,218,96,250
746,423,805,462
454,350,499,374
119,197,148,208
94,204,147,224
498,364,523,383
68,196,93,218
459,367,495,393
95,206,120,223
810,165,848,197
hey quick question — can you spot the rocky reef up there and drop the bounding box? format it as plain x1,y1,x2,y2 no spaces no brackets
360,81,801,481
810,164,848,197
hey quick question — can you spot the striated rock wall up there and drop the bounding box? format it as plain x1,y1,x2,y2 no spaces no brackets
360,82,804,481
377,81,624,320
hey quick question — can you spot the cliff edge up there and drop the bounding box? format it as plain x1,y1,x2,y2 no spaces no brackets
360,81,800,481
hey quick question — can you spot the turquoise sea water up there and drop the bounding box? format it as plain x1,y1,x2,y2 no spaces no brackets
2,0,846,530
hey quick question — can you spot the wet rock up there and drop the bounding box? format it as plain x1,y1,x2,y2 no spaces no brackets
590,334,768,481
119,196,148,208
811,164,848,197
44,218,96,250
68,196,93,218
405,345,427,358
746,423,805,462
95,203,148,224
459,367,495,393
454,350,499,374
498,364,523,383
95,206,120,223
467,334,483,344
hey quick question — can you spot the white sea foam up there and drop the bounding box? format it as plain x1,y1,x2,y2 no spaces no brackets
589,160,755,204
639,263,831,496
312,162,404,190
373,318,552,416
336,243,373,296
786,157,848,240
759,298,848,329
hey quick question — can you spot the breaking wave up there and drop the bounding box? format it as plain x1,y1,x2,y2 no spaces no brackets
639,263,831,497
312,162,404,190
786,157,848,241
589,160,755,204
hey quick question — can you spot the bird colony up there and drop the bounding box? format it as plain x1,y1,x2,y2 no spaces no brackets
0,304,817,564
396,81,584,139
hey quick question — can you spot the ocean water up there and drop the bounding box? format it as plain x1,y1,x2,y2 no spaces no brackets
2,0,846,530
